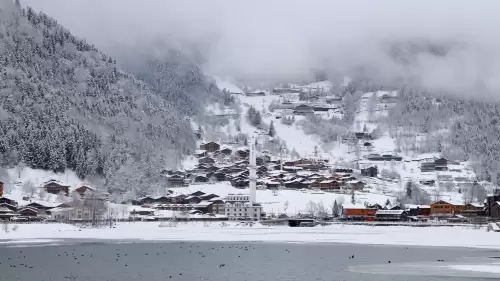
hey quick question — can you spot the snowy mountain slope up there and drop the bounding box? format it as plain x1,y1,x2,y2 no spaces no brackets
211,78,487,206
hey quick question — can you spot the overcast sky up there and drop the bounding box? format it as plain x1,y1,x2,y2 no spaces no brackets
22,0,500,97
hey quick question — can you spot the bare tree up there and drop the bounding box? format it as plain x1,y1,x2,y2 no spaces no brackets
306,201,317,217
283,200,289,214
22,180,37,198
316,202,327,218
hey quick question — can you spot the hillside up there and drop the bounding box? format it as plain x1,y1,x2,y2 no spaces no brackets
0,2,198,196
208,77,491,208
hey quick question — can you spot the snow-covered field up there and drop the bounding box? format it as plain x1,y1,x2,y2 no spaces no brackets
1,222,500,250
170,182,391,216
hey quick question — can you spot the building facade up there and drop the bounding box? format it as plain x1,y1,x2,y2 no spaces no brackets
224,194,262,220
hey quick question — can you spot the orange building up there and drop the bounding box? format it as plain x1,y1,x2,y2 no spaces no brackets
430,200,466,215
343,208,377,221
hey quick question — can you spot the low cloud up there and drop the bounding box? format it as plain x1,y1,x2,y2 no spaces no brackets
22,0,500,97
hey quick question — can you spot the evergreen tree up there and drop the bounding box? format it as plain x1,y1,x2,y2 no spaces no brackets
351,188,356,204
268,121,276,137
406,181,413,199
332,200,339,217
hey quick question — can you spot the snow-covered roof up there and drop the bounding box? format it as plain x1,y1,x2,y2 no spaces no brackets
468,203,484,208
0,206,14,213
376,210,406,215
194,201,213,207
406,204,431,209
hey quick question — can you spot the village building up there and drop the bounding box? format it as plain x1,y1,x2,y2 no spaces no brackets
420,162,436,172
0,197,18,207
17,206,41,218
375,210,408,221
346,180,365,191
220,147,233,156
0,202,17,212
293,104,314,115
434,158,448,171
342,207,377,221
236,149,249,159
201,193,220,201
167,174,186,187
75,186,95,197
194,150,208,158
361,166,378,177
224,194,262,220
198,157,215,165
42,180,70,195
430,200,466,215
0,206,16,220
199,142,220,153
406,205,431,217
488,201,500,219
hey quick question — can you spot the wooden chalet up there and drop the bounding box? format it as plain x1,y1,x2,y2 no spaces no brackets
361,166,378,177
185,196,202,204
236,149,249,159
0,206,15,220
200,194,220,201
0,202,17,212
212,172,227,181
167,174,185,187
406,205,431,217
199,142,220,153
190,191,206,197
220,148,233,155
346,180,365,191
0,197,17,207
198,157,215,164
153,196,171,204
193,175,209,183
75,186,95,197
434,158,448,171
18,206,40,217
375,210,408,221
194,150,208,158
317,179,342,191
430,200,466,215
293,104,314,115
42,181,69,195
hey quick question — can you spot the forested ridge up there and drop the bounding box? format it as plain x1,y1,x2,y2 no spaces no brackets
0,1,218,197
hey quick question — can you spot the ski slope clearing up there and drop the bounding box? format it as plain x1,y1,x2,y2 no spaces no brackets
2,222,500,250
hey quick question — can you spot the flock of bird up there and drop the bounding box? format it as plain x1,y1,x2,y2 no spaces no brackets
0,243,289,280
1,243,449,279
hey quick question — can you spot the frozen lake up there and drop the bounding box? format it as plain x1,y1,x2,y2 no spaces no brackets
0,240,499,280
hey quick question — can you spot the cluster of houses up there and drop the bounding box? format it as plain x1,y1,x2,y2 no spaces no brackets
127,190,264,221
0,180,108,222
185,142,375,193
341,200,487,222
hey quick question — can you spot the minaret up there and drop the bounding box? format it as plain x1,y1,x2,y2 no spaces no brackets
249,135,257,205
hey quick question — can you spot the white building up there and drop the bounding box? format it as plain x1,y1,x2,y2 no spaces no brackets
224,194,262,220
224,136,263,220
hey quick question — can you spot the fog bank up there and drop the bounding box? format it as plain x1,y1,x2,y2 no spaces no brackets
22,0,500,96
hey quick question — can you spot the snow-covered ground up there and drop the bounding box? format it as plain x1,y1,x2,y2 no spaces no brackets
1,222,500,250
170,182,391,216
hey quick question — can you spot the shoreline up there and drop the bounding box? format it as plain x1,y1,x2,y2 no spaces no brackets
1,222,500,250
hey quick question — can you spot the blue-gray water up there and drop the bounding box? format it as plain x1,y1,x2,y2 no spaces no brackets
1,240,499,280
